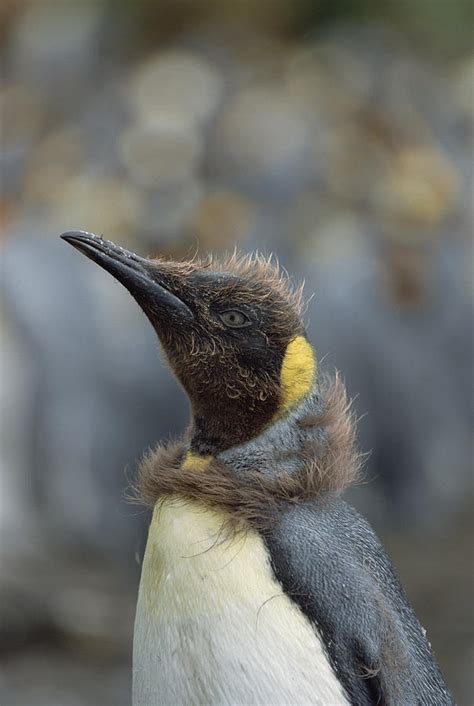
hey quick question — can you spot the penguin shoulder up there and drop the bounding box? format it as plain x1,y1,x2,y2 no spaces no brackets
263,496,453,706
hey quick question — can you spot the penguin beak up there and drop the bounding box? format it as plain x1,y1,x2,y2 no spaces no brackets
60,231,194,322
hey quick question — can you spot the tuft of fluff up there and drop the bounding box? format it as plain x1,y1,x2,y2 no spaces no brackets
131,374,363,531
152,249,306,319
206,251,306,317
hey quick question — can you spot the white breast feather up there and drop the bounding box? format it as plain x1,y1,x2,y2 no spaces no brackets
133,497,349,706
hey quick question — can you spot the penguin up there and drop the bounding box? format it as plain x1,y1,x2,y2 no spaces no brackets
61,230,453,706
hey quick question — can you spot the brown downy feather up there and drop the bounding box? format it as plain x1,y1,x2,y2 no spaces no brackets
205,250,306,318
150,249,306,322
132,374,363,531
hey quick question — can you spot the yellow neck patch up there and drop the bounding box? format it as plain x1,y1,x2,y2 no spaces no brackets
278,335,316,414
181,450,213,472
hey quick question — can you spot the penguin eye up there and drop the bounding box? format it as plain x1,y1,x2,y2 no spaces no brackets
219,309,251,328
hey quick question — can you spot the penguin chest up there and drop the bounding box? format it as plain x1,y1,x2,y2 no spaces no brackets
133,497,348,706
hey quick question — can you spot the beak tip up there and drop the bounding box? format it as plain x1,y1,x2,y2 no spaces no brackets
59,230,194,323
60,230,97,245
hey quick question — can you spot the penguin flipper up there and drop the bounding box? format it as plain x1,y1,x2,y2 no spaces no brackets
263,497,454,705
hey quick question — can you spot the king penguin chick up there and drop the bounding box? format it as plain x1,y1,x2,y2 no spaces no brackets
61,231,453,706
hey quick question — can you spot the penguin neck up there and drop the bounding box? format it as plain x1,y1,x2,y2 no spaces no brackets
136,373,359,511
183,384,325,479
188,396,280,457
188,335,317,458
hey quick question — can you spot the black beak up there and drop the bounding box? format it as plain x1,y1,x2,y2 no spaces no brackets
60,231,194,322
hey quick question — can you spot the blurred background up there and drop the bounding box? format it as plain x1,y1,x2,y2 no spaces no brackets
0,0,472,704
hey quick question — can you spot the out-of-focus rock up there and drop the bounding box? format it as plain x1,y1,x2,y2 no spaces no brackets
140,180,204,247
0,83,45,146
451,56,474,137
372,145,460,231
45,175,144,244
285,41,373,118
321,126,389,205
119,118,203,189
0,83,45,196
8,0,105,89
129,50,223,128
213,84,312,195
288,195,369,267
191,189,257,250
26,127,86,174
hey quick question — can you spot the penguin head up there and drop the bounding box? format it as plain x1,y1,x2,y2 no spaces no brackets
61,232,316,452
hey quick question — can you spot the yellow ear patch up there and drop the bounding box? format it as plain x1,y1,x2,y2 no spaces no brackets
181,451,213,472
278,335,316,414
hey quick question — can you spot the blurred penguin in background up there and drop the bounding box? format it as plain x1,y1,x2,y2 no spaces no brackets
0,227,188,560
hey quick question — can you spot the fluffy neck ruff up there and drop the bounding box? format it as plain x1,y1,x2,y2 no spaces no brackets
135,374,361,530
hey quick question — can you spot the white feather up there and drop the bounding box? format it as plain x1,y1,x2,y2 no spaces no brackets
133,497,349,706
